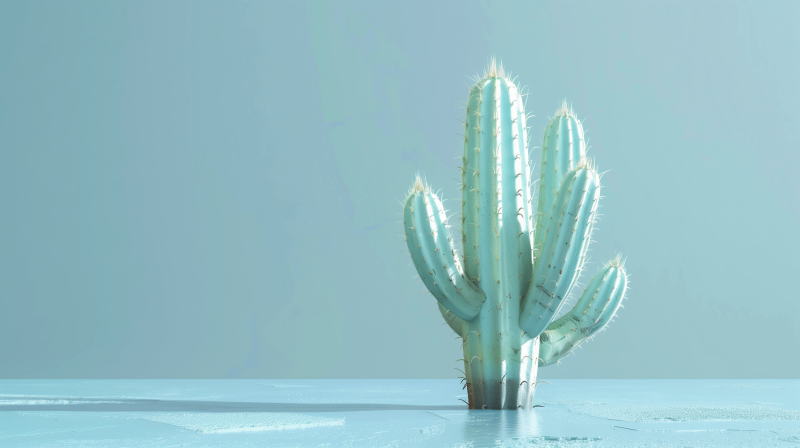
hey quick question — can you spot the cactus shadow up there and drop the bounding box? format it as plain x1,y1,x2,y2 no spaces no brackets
0,396,466,413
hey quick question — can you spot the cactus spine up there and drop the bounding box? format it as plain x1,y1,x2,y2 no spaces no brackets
403,61,629,409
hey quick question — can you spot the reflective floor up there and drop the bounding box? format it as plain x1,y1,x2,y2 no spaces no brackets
1,379,799,446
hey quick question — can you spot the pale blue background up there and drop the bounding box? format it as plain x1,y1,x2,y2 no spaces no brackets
0,0,797,379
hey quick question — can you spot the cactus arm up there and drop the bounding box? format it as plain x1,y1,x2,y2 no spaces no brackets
538,259,628,366
438,302,466,337
534,103,586,256
404,181,486,321
519,163,600,337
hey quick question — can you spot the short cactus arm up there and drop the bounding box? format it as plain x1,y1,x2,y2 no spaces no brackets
404,180,486,321
538,259,628,366
534,103,586,256
519,163,600,337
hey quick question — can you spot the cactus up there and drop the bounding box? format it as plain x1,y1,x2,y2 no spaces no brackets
402,61,629,410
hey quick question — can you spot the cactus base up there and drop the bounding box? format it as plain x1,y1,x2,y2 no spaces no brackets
463,332,540,409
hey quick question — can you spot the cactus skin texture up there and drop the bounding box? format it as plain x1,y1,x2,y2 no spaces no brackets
403,61,629,410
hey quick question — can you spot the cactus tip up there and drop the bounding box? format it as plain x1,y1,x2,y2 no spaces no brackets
482,56,506,79
408,173,431,197
604,253,627,271
554,99,576,118
576,156,597,172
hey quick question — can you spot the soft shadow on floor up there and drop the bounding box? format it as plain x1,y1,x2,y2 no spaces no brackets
0,396,467,412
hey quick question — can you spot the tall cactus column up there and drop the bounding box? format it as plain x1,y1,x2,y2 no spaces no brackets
403,62,629,410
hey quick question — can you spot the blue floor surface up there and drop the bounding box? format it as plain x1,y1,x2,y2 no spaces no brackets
1,379,799,446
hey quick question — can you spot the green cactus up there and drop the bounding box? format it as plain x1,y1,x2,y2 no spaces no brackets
402,61,629,409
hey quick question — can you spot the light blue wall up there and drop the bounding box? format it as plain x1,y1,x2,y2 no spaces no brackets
1,0,797,379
